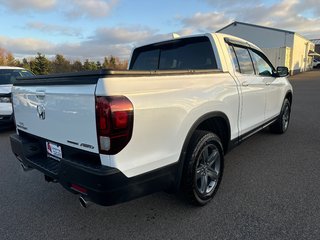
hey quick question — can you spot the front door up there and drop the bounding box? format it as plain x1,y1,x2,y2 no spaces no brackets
229,45,267,136
249,49,283,121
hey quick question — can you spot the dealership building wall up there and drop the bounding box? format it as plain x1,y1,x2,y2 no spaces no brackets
217,21,315,75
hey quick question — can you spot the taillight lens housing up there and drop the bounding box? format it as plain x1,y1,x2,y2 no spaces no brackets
95,96,134,155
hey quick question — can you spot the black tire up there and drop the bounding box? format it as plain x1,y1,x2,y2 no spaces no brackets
270,98,291,134
181,130,224,206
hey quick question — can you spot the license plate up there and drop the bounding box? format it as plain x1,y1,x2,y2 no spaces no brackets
46,141,62,161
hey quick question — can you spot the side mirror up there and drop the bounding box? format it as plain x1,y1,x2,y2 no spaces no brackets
276,66,289,77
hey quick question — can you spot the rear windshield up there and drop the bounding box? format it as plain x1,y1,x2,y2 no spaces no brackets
129,36,217,70
0,69,34,85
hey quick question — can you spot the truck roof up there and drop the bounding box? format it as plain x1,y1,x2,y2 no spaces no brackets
0,66,24,70
132,32,262,55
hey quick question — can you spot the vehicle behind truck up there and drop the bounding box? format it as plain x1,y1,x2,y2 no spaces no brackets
0,67,34,126
10,33,292,207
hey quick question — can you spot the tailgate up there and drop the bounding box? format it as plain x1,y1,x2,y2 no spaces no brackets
13,84,99,153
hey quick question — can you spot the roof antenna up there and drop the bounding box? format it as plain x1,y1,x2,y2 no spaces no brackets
172,33,181,39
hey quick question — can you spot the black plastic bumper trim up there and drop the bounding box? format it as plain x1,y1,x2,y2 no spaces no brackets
10,133,178,206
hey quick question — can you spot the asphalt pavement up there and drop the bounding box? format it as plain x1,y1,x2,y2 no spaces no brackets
1,70,320,240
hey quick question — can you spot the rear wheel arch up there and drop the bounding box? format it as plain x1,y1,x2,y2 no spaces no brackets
174,112,231,190
181,130,224,205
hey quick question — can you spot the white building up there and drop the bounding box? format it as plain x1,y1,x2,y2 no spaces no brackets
310,39,320,60
217,21,315,75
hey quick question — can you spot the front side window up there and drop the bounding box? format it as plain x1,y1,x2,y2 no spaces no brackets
249,50,274,76
233,46,255,75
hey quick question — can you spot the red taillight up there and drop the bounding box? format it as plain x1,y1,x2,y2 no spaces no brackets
113,111,129,129
71,184,87,194
95,96,134,155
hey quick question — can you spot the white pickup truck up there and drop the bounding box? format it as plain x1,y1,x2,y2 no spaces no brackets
10,33,292,207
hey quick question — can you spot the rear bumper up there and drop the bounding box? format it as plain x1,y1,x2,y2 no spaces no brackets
10,133,177,206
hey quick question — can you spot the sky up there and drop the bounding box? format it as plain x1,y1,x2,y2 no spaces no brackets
0,0,319,61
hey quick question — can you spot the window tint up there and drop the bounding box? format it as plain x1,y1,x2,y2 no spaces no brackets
233,46,255,75
0,69,34,84
249,50,274,76
0,70,12,84
159,39,217,70
130,37,217,70
19,70,34,77
130,49,160,70
228,45,240,72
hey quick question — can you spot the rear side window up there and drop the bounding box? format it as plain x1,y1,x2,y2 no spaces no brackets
233,46,255,75
130,37,217,70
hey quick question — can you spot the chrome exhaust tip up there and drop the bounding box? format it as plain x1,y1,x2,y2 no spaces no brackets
79,196,90,209
16,155,33,172
20,163,33,172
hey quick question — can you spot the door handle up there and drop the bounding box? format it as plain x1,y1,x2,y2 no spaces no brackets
265,82,271,85
242,81,249,86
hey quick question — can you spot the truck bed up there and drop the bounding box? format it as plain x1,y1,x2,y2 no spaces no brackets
14,69,222,86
